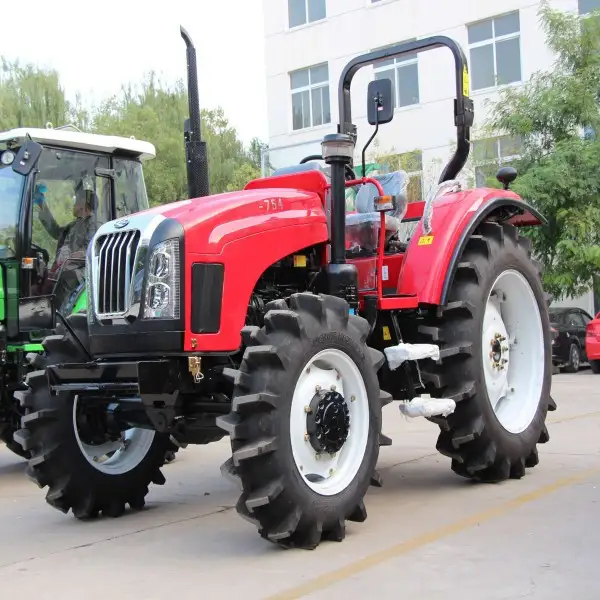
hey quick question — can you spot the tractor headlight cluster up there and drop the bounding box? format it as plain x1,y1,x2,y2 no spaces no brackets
144,239,181,320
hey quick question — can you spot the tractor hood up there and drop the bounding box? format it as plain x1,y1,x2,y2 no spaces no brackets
124,188,327,255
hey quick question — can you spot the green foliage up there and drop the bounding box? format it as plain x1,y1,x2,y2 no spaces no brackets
487,1,600,300
0,63,266,208
0,59,71,130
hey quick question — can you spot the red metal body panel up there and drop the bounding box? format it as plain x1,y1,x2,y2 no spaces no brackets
349,253,405,295
160,188,329,352
395,188,540,305
245,171,330,205
586,314,600,361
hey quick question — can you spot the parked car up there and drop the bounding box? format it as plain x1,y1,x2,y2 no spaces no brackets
586,312,600,374
549,306,595,372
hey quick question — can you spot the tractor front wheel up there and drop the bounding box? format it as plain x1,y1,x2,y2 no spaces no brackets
218,292,390,549
13,321,172,518
419,222,554,482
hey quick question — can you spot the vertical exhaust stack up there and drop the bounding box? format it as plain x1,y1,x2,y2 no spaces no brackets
180,25,209,198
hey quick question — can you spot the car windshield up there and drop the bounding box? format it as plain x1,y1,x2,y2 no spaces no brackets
0,161,24,259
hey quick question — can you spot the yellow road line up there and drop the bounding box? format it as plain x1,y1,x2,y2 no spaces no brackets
267,467,600,600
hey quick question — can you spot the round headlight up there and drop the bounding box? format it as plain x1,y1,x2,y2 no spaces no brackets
1,151,15,166
148,283,171,310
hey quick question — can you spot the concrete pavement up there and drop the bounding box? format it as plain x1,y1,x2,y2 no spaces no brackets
0,371,598,599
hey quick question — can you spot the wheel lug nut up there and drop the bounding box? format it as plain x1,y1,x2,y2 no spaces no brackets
304,405,312,413
330,385,336,392
315,385,321,393
351,395,356,402
328,468,334,475
304,433,309,441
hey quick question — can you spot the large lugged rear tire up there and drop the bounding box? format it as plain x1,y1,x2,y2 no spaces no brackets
418,221,554,482
217,292,391,549
13,319,173,518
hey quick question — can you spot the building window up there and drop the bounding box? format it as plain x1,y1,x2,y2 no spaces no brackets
579,0,600,14
467,12,522,91
290,64,331,130
373,43,420,108
288,0,326,28
472,136,521,187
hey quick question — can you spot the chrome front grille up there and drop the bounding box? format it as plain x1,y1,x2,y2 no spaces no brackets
95,230,140,316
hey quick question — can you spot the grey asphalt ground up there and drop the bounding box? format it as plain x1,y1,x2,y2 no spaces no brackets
0,370,598,600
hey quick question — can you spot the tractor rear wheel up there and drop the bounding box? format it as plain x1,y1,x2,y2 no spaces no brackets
418,222,554,482
13,316,173,518
217,292,390,549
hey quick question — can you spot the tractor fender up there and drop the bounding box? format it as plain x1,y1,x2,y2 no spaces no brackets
396,189,546,306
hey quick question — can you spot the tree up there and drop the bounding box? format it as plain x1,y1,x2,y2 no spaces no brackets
0,59,72,130
92,74,264,205
486,1,600,300
1,60,266,204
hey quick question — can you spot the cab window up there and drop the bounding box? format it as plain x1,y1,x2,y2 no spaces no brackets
114,158,150,217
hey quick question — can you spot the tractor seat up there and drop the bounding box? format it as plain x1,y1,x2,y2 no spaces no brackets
346,171,409,253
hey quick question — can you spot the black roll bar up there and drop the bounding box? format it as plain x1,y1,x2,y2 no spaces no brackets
337,36,474,183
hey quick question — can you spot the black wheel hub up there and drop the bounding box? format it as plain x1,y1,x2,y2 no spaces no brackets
306,390,350,454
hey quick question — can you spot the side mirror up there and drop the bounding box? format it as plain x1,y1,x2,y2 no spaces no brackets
18,295,55,332
12,140,43,176
496,166,518,190
367,78,394,126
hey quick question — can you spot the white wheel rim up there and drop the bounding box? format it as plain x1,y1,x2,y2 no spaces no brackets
481,269,545,434
290,348,370,496
73,397,156,475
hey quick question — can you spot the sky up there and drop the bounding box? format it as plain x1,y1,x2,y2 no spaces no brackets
1,0,269,145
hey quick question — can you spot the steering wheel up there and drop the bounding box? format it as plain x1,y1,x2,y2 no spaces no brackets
300,155,357,181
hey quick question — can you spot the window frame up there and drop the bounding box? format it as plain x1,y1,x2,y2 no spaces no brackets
472,135,522,187
287,0,327,30
372,40,420,110
289,63,331,131
467,11,523,92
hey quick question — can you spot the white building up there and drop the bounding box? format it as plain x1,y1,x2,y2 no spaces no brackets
261,0,599,315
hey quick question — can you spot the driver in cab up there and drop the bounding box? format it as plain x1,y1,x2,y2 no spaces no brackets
33,180,98,271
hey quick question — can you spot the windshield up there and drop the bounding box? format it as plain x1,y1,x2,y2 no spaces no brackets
0,160,25,259
114,158,150,216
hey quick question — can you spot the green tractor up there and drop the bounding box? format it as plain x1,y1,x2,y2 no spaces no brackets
0,124,156,458
1,25,207,465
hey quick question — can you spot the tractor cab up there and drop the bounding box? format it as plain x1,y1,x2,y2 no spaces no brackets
0,124,155,338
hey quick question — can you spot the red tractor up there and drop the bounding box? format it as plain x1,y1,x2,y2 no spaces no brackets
14,34,554,549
